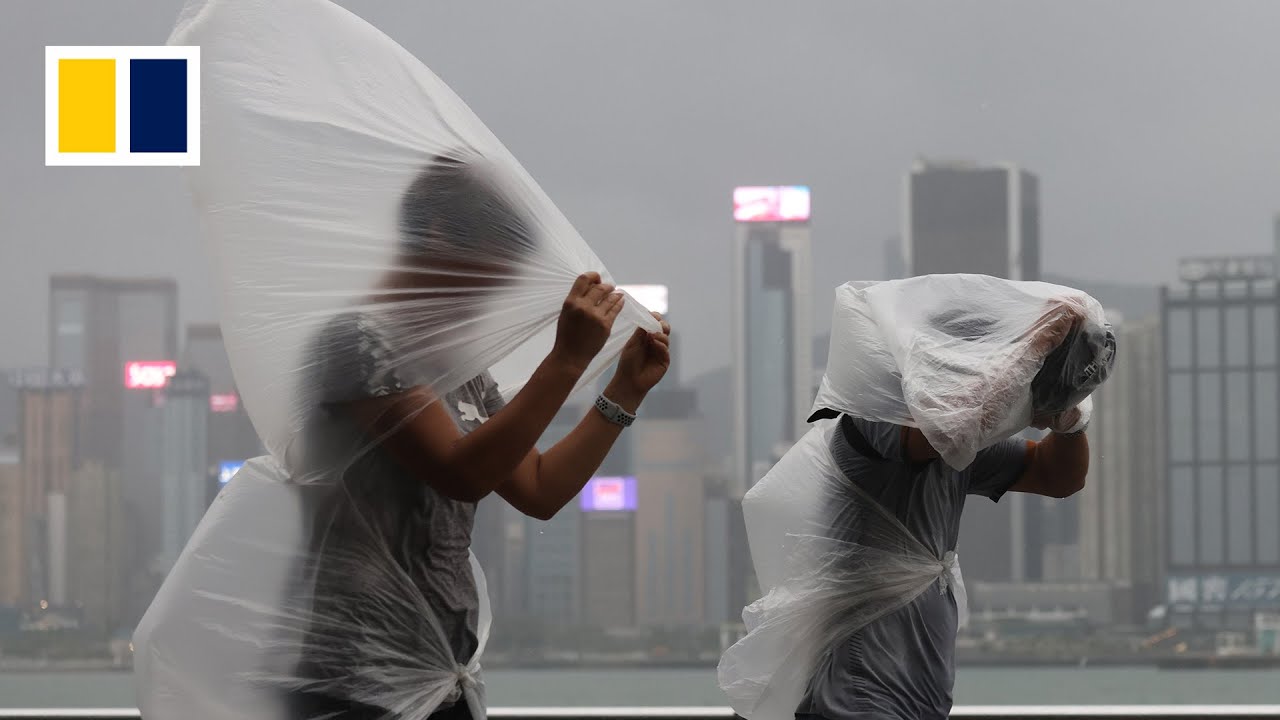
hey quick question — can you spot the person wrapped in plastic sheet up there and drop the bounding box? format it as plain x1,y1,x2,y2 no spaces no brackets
720,276,1117,720
278,158,672,720
135,2,670,719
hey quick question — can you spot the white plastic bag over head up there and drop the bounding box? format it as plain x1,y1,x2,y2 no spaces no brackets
169,0,658,464
719,275,1115,720
811,275,1115,470
718,421,964,720
136,0,658,718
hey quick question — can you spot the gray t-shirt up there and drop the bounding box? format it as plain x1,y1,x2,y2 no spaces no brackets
293,312,506,701
796,415,1028,720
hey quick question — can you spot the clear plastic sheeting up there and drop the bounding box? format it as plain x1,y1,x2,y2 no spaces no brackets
718,420,965,720
811,275,1116,470
720,275,1114,720
135,0,658,718
138,457,496,719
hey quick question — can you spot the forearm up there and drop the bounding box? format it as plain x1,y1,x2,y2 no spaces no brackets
522,380,642,517
447,352,583,493
1032,431,1089,497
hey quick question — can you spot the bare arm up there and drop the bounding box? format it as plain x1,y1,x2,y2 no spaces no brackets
342,348,589,503
496,380,641,520
500,323,671,520
1008,431,1089,499
339,272,628,504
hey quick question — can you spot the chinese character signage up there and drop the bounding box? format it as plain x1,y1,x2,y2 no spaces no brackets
1166,574,1280,609
8,367,85,389
1178,255,1276,283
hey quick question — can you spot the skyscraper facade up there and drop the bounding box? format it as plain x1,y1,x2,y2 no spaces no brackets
1162,255,1280,632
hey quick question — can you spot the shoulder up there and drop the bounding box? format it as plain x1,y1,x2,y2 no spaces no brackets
972,435,1033,468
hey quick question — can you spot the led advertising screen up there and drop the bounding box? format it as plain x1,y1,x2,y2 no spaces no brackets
580,476,637,512
124,360,176,389
732,185,811,223
209,393,239,413
218,460,245,485
618,284,669,316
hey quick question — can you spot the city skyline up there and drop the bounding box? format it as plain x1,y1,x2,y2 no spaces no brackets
6,1,1280,382
7,0,1280,712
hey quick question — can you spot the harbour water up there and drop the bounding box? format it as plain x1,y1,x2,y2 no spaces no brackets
4,667,1280,709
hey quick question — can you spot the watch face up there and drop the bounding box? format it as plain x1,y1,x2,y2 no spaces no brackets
597,396,633,425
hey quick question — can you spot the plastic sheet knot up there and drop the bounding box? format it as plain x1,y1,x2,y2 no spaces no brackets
456,664,478,690
938,550,958,595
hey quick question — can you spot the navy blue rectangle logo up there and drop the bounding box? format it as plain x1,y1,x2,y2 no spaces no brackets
129,58,187,153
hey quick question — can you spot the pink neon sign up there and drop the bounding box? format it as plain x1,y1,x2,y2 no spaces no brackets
124,361,176,390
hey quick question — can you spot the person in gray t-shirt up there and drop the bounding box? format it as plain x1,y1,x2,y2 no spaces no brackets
286,155,673,720
798,309,1095,720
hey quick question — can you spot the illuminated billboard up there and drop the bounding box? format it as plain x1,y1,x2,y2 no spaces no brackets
618,285,669,316
733,186,811,223
580,476,637,512
218,460,245,485
209,393,239,413
124,361,176,389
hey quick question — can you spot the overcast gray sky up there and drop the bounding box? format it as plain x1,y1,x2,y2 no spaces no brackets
4,0,1280,380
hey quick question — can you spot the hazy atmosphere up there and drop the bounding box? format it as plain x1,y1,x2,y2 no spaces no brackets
6,1,1280,378
7,1,1280,714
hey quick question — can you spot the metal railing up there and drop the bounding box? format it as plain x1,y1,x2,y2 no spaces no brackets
5,708,1280,720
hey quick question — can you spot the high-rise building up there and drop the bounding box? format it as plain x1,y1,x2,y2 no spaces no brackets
1162,255,1280,633
521,495,579,626
11,368,85,608
66,463,127,634
903,159,1044,584
0,450,21,607
731,185,813,500
903,159,1040,280
702,467,734,627
48,276,177,619
581,497,637,629
634,385,703,627
1073,312,1165,623
159,371,210,572
517,403,587,626
729,185,812,615
48,276,178,469
579,437,636,629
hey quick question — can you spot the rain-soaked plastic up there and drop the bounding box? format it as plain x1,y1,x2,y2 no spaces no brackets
719,275,1115,720
135,0,660,718
811,275,1115,470
719,420,966,720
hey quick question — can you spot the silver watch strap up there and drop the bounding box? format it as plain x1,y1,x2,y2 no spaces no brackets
594,394,636,428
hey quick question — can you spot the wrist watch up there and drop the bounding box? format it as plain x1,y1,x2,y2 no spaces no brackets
594,393,636,428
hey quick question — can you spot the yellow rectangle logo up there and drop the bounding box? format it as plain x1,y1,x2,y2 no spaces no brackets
57,58,116,153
